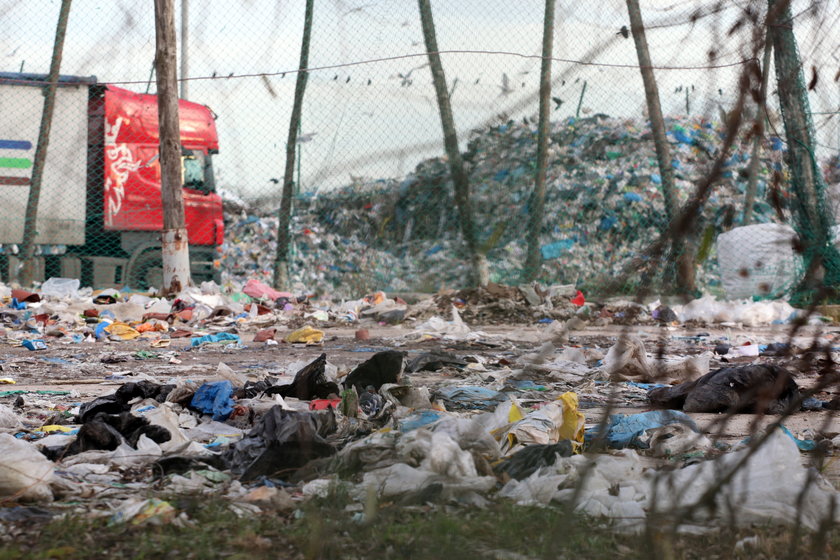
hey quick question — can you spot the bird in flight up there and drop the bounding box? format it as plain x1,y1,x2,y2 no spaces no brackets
617,25,629,38
395,63,428,87
345,3,376,16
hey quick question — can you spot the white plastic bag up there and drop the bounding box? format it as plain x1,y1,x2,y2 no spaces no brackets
0,433,54,501
420,431,477,478
604,336,709,383
39,277,81,299
646,429,840,530
143,405,193,453
0,404,23,429
604,336,652,381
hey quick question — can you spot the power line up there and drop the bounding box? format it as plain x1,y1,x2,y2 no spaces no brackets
0,49,759,88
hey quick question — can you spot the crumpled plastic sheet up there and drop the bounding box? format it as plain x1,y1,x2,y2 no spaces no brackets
0,433,55,502
585,410,701,449
673,296,798,327
435,386,509,410
500,429,840,531
225,405,336,481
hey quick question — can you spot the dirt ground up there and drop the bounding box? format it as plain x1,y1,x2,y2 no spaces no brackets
6,321,839,486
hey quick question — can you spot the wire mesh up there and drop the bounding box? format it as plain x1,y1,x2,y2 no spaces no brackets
1,1,837,299
0,1,837,298
2,0,840,547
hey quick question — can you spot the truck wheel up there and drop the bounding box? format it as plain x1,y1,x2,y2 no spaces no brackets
128,249,164,291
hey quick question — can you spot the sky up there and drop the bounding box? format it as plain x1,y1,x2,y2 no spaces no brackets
1,0,838,200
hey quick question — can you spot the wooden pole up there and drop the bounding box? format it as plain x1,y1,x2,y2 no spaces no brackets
524,0,555,283
626,0,694,294
418,0,487,286
18,0,72,287
273,0,314,289
743,25,773,225
155,0,191,294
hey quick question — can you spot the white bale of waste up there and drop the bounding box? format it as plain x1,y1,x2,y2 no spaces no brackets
716,223,799,299
0,433,55,502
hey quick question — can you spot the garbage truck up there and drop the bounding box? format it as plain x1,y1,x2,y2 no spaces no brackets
0,71,223,289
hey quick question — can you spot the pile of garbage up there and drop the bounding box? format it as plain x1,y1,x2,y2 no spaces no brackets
219,114,789,297
2,285,840,534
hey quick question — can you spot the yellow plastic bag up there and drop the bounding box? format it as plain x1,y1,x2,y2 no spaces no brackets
285,325,324,344
37,425,73,433
132,499,176,525
499,391,585,454
105,322,141,341
557,391,585,445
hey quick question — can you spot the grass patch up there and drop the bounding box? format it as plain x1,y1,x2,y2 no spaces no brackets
2,498,839,559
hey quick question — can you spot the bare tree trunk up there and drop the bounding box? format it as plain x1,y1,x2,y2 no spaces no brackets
743,25,773,225
418,0,487,286
155,0,191,295
626,0,694,294
18,0,72,287
273,0,314,290
523,0,555,283
769,0,840,301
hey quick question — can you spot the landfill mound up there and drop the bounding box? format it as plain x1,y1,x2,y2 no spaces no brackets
220,114,784,298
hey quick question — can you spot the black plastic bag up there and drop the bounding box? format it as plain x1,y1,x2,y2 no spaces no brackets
225,405,337,481
343,350,404,391
648,364,798,413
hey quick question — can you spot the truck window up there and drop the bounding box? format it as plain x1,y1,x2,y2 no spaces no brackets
181,149,215,194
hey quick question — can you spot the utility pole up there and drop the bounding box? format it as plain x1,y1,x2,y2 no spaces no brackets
524,0,555,283
626,0,694,295
418,0,487,286
155,0,191,294
18,0,72,287
273,0,314,289
180,0,189,100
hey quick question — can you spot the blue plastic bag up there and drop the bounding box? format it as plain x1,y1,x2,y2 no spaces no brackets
540,239,575,260
190,380,235,421
586,410,699,449
191,333,241,348
22,339,48,351
399,410,448,432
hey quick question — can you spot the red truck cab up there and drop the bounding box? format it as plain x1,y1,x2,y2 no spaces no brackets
0,72,223,289
101,86,223,246
86,84,224,288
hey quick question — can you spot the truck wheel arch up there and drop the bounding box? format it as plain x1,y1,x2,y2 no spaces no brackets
125,243,162,290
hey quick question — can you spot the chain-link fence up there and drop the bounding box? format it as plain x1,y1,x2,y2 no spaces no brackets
0,0,838,299
4,2,840,550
